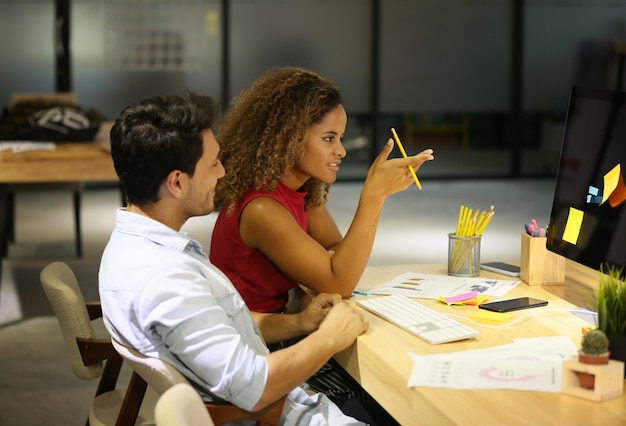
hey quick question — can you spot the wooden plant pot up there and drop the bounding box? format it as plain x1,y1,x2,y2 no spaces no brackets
578,351,610,389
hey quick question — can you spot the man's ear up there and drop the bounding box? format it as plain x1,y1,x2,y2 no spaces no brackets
164,169,186,199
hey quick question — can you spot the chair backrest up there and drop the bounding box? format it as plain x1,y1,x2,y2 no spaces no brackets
111,339,286,426
111,338,191,396
40,261,102,380
155,383,215,426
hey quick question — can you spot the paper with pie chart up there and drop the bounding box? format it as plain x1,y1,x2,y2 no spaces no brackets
407,336,578,392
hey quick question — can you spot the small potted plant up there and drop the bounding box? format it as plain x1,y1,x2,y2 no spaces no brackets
578,328,610,389
594,264,626,377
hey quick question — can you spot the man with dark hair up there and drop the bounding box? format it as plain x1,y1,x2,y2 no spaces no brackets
99,93,369,425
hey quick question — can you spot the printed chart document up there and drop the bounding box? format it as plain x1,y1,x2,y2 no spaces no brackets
369,272,520,299
407,336,578,392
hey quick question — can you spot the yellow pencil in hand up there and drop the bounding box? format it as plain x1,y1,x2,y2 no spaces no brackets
391,128,422,190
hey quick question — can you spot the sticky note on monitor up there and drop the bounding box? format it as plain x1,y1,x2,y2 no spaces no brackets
562,207,584,245
600,163,626,208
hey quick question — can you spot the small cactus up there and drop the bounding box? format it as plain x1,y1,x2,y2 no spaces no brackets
581,329,609,355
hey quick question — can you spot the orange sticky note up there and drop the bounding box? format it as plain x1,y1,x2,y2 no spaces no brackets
466,295,491,306
601,164,626,208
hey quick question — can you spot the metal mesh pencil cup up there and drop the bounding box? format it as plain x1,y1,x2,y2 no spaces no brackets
448,233,481,277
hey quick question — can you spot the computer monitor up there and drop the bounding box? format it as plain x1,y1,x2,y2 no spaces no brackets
546,86,626,273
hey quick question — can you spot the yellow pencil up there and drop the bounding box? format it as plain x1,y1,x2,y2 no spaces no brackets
391,128,422,190
476,206,495,235
474,210,487,235
469,209,480,236
456,205,465,235
456,206,470,237
477,212,494,236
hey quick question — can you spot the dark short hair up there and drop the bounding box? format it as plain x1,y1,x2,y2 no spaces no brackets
110,93,220,205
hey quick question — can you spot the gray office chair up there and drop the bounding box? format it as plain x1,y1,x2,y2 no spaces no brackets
40,261,157,425
111,338,286,426
155,383,215,426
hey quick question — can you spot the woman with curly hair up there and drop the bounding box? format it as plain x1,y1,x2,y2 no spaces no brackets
211,66,433,312
209,66,433,424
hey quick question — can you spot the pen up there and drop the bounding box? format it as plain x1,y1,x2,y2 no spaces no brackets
352,289,372,296
531,218,538,230
391,128,422,190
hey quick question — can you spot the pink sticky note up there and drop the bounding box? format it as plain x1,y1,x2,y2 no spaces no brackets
444,291,479,304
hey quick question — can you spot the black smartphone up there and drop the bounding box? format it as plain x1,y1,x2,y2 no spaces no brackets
479,297,548,313
480,262,521,277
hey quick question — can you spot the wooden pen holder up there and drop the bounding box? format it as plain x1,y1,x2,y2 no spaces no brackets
562,359,624,401
520,233,565,286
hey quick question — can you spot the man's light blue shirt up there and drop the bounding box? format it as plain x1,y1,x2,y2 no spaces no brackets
99,209,363,425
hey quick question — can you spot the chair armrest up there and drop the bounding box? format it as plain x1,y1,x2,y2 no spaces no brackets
85,301,102,320
76,337,119,366
76,337,125,397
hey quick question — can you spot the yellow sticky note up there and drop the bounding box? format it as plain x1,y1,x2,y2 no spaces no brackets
470,310,513,325
472,295,491,306
438,296,464,306
562,207,584,245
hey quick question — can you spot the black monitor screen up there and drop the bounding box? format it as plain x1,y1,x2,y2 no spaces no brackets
547,86,626,272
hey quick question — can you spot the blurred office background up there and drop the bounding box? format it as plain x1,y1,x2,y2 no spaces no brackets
1,4,620,422
2,0,626,180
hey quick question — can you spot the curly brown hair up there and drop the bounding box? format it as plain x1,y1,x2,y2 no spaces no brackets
214,66,343,214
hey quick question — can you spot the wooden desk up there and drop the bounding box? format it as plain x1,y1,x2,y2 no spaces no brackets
0,141,116,183
335,262,626,425
0,141,118,277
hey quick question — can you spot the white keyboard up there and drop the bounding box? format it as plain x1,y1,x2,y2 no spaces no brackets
357,294,479,344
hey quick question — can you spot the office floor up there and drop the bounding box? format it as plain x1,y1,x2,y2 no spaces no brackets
0,179,556,425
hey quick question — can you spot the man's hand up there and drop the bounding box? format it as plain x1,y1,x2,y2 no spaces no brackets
260,296,368,410
317,300,369,352
296,293,341,334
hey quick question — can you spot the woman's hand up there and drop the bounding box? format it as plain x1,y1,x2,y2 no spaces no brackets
362,139,434,201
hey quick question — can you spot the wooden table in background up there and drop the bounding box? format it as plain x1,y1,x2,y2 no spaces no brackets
0,141,118,278
0,141,116,183
335,261,625,425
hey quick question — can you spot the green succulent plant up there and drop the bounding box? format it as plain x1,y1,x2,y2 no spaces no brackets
581,329,609,356
595,265,626,338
